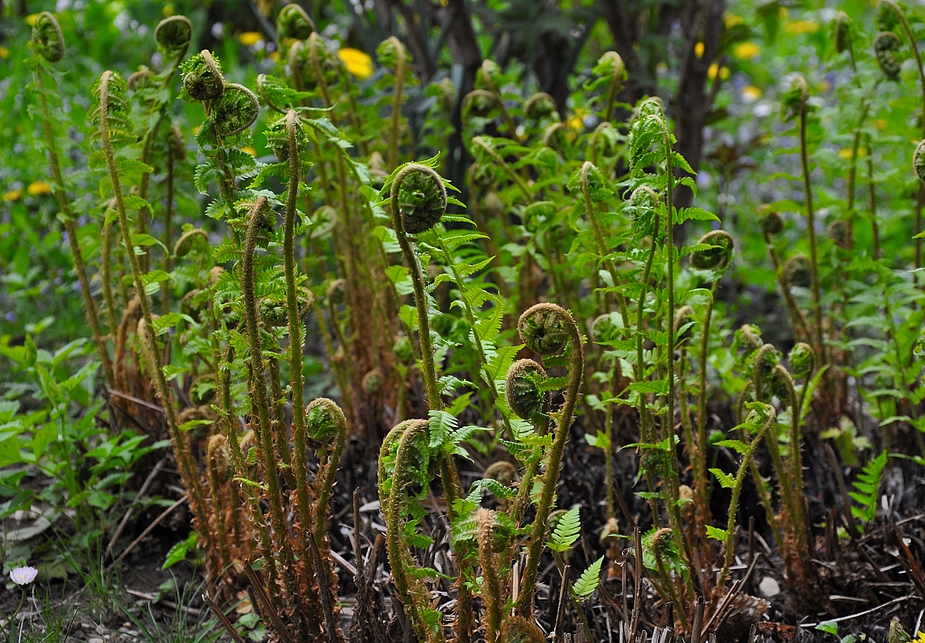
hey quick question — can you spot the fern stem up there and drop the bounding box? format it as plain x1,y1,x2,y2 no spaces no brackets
98,71,206,530
240,196,296,594
718,405,775,588
516,306,583,618
34,66,115,388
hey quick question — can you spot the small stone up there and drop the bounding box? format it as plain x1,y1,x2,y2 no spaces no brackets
88,638,103,643
759,576,780,597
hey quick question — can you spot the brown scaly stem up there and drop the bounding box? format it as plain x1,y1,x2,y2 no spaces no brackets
515,304,584,618
280,111,324,627
97,70,207,530
217,346,276,594
100,212,120,339
797,82,825,364
33,65,114,388
389,164,446,410
884,0,925,282
240,196,296,600
717,404,775,588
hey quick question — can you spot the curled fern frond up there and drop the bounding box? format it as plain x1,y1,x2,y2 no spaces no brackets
31,12,65,63
127,67,154,91
154,15,192,60
673,305,695,348
505,359,550,421
788,342,815,378
207,433,232,483
874,32,902,80
462,89,499,122
595,51,625,86
542,122,568,151
484,461,517,486
305,398,347,447
390,163,447,235
759,208,784,235
173,228,209,257
827,219,853,250
518,303,572,355
276,4,315,50
525,92,558,121
212,83,259,136
499,617,545,643
181,50,225,101
833,11,853,55
326,278,347,304
781,75,808,122
783,253,812,288
690,230,734,271
914,140,925,183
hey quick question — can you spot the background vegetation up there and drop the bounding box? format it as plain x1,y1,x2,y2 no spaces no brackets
1,0,925,641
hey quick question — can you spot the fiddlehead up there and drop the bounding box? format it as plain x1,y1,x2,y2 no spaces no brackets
379,419,447,643
499,617,545,643
388,163,448,410
181,50,225,101
154,15,192,61
874,31,902,80
689,230,734,271
31,12,64,63
505,359,551,424
29,13,114,387
515,303,584,617
276,3,315,56
212,84,260,137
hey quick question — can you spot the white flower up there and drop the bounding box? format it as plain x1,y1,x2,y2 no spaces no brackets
9,566,38,586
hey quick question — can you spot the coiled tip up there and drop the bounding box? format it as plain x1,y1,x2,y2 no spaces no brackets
690,230,734,271
212,83,259,137
874,32,901,80
154,15,192,57
305,397,347,446
524,92,559,121
276,4,315,46
783,254,812,288
518,303,573,356
32,12,65,63
390,163,447,235
788,342,815,378
500,617,545,643
505,359,550,421
181,50,225,102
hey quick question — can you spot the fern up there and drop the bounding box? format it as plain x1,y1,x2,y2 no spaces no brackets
849,451,888,523
573,556,604,599
547,505,581,553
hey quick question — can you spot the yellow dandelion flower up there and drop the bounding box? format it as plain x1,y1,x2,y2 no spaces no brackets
734,42,761,60
27,181,52,196
237,32,263,47
192,125,201,135
708,64,730,80
162,3,174,17
785,19,819,35
0,47,9,60
694,42,705,58
269,50,280,62
24,14,38,26
874,119,888,131
724,13,744,29
567,108,589,133
818,80,831,92
839,147,867,159
242,146,258,157
3,189,22,202
741,85,762,102
337,48,374,80
913,631,925,643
